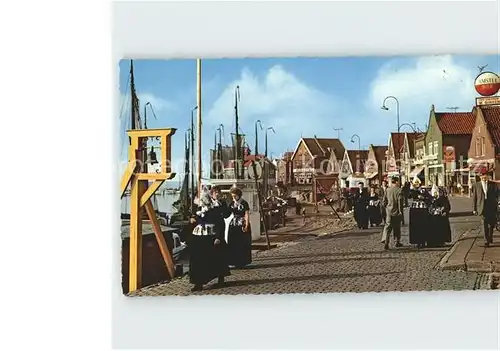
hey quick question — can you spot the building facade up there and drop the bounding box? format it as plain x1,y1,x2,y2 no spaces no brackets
364,144,388,186
424,105,475,187
290,136,345,185
340,149,369,188
467,104,500,183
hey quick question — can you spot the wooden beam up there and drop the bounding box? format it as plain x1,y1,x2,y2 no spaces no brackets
161,135,168,174
120,159,139,198
145,200,176,278
140,180,164,207
126,128,177,138
128,176,143,293
137,173,176,181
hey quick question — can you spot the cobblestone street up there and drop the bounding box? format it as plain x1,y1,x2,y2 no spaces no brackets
129,197,493,296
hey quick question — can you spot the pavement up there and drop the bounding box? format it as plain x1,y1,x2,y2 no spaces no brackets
127,196,497,296
437,198,500,273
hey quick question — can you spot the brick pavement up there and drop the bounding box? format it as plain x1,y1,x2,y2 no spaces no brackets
438,198,500,273
128,197,493,296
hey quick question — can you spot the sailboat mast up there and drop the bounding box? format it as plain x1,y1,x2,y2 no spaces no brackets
196,59,202,197
190,109,195,213
184,131,190,212
234,86,240,180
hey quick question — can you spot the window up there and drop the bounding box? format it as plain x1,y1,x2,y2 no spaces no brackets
433,141,438,155
481,137,486,156
428,142,432,156
475,137,481,157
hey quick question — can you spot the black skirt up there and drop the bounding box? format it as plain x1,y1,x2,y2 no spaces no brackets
427,215,452,246
368,205,382,225
227,224,252,268
409,207,430,245
189,233,230,285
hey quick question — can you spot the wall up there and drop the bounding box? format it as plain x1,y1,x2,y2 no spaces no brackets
122,230,176,295
292,140,314,184
468,112,496,161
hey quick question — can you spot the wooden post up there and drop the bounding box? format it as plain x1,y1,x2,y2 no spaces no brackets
128,176,143,292
121,128,177,293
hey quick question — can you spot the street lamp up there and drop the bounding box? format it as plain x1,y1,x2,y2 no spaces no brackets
382,96,401,175
255,120,263,156
399,123,417,133
381,96,400,133
265,126,275,159
350,134,361,151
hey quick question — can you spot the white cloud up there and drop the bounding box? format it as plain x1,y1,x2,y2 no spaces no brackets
205,65,341,156
368,55,479,131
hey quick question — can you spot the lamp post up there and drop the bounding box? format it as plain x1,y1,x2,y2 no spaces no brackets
255,120,263,156
399,123,417,133
265,126,275,159
382,96,401,176
350,134,361,151
381,96,400,133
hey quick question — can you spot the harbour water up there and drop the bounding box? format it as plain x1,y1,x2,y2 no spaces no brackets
121,192,179,216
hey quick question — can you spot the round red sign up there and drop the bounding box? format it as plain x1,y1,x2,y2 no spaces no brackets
474,71,500,96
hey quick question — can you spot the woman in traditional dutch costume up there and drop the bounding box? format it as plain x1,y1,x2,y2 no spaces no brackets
367,186,382,227
353,182,369,229
427,185,452,247
409,177,432,248
188,186,231,292
227,186,252,268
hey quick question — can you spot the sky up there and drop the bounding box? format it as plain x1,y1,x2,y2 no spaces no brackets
118,54,499,182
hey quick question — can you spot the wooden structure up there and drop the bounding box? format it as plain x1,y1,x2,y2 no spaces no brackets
120,128,177,293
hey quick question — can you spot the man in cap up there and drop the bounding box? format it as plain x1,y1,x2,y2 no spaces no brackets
381,176,405,250
472,168,498,246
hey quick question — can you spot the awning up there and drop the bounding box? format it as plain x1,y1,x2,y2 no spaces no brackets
409,166,424,178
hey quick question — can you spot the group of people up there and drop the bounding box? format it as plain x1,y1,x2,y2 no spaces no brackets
352,180,392,230
188,185,252,292
351,176,454,250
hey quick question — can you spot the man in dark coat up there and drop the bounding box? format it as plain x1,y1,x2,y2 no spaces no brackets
472,169,499,246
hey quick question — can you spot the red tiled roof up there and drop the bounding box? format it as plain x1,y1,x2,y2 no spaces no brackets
302,137,345,160
480,105,500,149
372,145,388,164
347,150,369,173
390,133,405,153
405,132,424,157
435,112,475,135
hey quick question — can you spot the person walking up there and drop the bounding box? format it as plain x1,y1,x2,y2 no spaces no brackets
226,186,252,268
472,168,498,246
188,186,231,292
378,180,388,225
381,176,404,250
